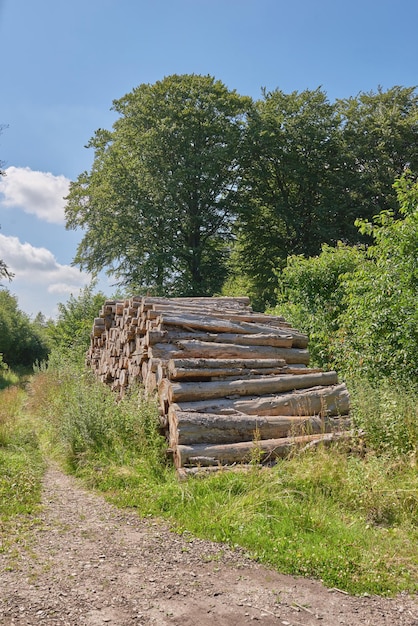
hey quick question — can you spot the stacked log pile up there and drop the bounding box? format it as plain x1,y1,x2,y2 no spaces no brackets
87,296,350,471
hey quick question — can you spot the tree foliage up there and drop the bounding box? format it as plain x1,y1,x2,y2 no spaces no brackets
46,283,106,355
65,77,418,308
65,74,252,296
337,171,418,382
0,256,14,284
273,171,418,384
234,88,347,307
0,290,50,367
231,85,418,308
272,243,365,367
337,86,418,220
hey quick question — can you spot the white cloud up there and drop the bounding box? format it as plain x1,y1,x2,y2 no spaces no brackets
0,233,91,317
0,233,89,287
0,166,71,224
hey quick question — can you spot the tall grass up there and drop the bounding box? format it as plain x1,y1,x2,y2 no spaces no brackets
29,354,167,478
0,381,44,556
350,377,418,458
28,359,418,596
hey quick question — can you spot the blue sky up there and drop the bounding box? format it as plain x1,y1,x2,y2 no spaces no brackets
0,0,417,318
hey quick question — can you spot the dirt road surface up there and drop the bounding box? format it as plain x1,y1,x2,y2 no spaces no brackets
1,465,417,625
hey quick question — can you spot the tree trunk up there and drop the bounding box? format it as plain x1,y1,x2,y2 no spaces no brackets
160,312,300,336
146,330,294,348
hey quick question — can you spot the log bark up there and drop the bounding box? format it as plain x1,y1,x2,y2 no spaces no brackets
149,340,310,364
168,406,349,446
146,330,294,348
168,357,289,370
161,313,298,337
175,433,336,467
167,366,310,381
175,383,350,417
167,359,320,381
167,371,338,403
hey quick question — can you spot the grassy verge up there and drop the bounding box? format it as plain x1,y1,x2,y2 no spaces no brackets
29,359,418,596
0,382,45,557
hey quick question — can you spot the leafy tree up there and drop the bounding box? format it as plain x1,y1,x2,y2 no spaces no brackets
65,74,252,296
230,86,418,309
337,170,418,382
46,283,106,354
271,171,418,384
337,86,418,222
232,88,347,308
271,243,365,367
0,255,13,284
0,290,49,367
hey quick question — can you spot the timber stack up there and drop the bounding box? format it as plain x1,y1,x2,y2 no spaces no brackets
87,296,350,472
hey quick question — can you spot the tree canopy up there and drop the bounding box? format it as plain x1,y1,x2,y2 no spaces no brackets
65,76,418,307
233,87,347,307
233,85,418,307
65,74,252,296
0,290,49,368
272,170,418,384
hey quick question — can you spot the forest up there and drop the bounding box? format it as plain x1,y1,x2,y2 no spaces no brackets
1,75,417,596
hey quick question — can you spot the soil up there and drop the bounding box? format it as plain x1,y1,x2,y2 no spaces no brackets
1,465,417,626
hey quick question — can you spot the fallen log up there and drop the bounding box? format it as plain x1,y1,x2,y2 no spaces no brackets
168,357,289,370
166,365,313,381
161,313,298,337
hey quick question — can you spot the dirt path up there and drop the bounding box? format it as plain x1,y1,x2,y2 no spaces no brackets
1,465,417,626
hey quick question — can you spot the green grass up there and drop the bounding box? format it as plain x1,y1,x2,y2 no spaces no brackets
75,450,417,596
27,359,418,597
0,383,45,556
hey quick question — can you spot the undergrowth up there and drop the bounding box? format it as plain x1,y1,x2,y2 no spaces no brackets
27,357,418,597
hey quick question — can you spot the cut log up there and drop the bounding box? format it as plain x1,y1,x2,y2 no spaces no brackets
147,330,294,348
168,357,289,370
175,433,337,467
167,371,338,403
167,366,312,381
168,406,349,446
175,383,350,417
143,296,251,308
161,313,299,337
149,340,310,364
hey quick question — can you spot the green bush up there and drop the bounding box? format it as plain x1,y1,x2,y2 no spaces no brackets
271,243,363,367
336,173,418,382
271,171,418,385
0,290,49,368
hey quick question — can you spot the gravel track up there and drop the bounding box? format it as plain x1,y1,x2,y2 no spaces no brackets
1,464,417,625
